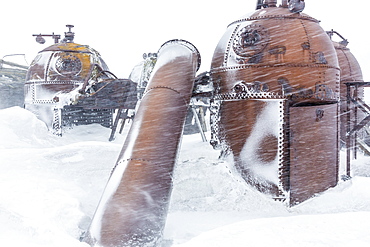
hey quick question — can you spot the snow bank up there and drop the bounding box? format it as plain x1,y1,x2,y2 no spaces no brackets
1,106,370,246
0,107,124,246
166,132,370,246
172,211,370,247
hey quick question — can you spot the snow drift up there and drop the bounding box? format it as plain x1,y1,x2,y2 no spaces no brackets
0,106,370,246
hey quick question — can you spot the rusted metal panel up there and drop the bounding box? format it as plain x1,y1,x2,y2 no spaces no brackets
289,104,339,205
216,99,285,195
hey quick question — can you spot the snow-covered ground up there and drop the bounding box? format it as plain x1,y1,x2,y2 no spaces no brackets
1,106,370,247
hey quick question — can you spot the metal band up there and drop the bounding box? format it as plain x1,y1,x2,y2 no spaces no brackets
214,92,283,101
33,99,55,104
277,100,288,200
25,80,82,85
144,86,190,105
211,63,340,74
228,14,319,28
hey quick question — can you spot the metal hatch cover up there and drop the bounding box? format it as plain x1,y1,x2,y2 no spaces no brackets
289,103,339,205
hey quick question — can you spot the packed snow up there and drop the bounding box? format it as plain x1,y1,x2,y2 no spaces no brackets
1,106,370,247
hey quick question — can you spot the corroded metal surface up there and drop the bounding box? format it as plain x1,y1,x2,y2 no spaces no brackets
334,42,363,88
25,42,105,84
289,104,339,205
217,99,286,195
83,40,200,247
211,7,340,106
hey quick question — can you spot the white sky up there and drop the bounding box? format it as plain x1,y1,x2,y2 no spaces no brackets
2,0,369,80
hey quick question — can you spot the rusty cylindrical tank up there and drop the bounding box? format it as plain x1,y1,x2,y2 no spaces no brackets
82,40,200,246
24,42,109,133
330,35,364,146
210,3,340,204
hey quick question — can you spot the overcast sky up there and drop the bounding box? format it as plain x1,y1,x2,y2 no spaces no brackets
2,0,369,80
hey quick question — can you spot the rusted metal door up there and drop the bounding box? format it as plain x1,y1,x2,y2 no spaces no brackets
289,103,339,205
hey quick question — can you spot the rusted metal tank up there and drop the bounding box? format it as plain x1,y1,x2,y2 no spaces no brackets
25,42,108,128
210,1,340,204
334,42,363,91
25,27,137,136
328,31,364,146
82,40,200,246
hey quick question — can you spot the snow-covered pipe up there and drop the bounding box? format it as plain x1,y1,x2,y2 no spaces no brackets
83,39,200,247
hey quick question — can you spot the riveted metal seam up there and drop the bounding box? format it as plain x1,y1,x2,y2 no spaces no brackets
223,25,240,67
340,49,353,78
211,63,340,73
144,86,190,105
214,92,283,100
25,80,82,85
228,15,319,27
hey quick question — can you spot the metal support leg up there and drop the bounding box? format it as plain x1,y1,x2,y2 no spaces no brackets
354,85,358,159
346,84,351,177
191,106,207,142
109,108,125,141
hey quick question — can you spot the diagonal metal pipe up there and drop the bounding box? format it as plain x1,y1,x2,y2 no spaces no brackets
82,39,200,247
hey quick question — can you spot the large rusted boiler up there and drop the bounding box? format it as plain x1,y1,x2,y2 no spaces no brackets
210,0,340,205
